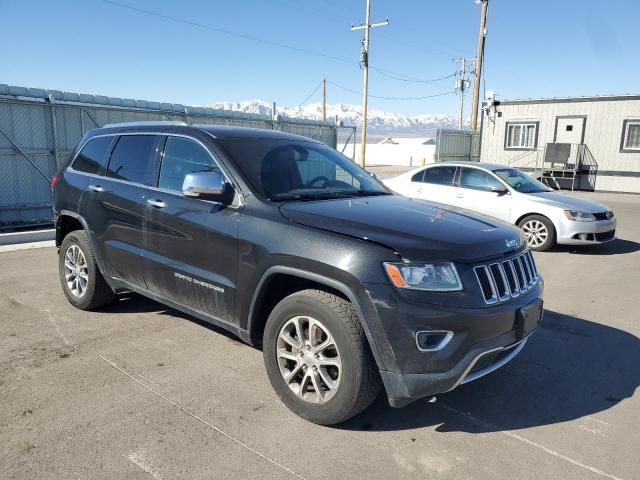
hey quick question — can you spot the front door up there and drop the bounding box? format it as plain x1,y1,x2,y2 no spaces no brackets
454,167,512,222
554,117,585,144
142,135,240,324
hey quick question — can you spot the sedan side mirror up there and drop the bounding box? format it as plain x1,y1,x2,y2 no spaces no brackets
490,185,509,195
182,171,233,202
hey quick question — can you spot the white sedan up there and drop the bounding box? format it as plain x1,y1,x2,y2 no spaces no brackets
383,162,616,251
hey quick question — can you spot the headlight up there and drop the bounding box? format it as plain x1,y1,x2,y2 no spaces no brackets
563,210,596,222
384,262,463,291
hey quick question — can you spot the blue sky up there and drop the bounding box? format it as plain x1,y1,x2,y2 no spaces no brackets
2,0,638,116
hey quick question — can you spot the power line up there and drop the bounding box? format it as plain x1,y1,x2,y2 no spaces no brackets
97,0,354,65
298,81,323,107
327,80,456,101
371,68,455,84
98,0,453,93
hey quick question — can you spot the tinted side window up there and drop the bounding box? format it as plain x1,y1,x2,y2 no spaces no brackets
459,168,504,191
423,167,456,186
72,136,112,174
106,135,158,184
159,137,222,191
411,169,426,182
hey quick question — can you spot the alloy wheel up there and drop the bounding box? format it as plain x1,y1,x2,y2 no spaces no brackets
522,220,548,248
276,315,342,404
63,244,89,298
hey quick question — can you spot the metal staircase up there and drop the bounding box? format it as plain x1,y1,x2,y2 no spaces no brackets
507,143,598,191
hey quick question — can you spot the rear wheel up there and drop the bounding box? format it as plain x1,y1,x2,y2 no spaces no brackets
59,230,115,310
518,215,556,251
263,289,380,425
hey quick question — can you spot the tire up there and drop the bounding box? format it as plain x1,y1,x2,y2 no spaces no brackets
59,230,115,310
263,289,381,425
518,214,556,252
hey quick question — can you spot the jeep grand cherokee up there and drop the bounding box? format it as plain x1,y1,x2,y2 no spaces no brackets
52,122,543,425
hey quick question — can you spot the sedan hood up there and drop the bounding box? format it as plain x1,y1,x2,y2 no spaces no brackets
526,191,609,212
280,195,524,262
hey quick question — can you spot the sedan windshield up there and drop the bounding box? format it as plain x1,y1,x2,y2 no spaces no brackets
218,138,390,201
493,168,551,194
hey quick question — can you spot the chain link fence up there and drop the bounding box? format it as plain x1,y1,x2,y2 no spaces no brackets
0,84,338,228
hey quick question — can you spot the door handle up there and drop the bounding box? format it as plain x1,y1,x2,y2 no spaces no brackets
88,184,104,193
456,193,464,198
146,199,167,209
416,188,423,193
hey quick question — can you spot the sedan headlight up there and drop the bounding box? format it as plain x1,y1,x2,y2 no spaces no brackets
563,210,596,222
384,262,463,291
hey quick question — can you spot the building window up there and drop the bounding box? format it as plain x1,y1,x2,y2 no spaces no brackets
621,120,640,152
505,122,538,150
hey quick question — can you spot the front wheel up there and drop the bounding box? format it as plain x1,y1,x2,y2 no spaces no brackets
263,289,381,425
518,215,556,251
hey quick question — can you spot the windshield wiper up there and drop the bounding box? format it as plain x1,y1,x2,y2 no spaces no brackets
270,191,353,201
334,189,392,197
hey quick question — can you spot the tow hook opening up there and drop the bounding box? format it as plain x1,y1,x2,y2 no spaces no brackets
416,330,453,352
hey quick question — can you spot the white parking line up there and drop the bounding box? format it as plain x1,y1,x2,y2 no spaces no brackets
99,355,308,480
435,401,625,480
44,309,70,346
127,451,163,479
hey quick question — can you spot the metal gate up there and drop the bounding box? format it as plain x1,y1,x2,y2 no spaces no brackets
435,128,480,162
0,84,338,228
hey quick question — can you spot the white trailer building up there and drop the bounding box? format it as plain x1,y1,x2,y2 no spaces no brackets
479,94,640,193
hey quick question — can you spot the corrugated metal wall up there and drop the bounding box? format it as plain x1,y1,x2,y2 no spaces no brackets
479,97,640,192
435,129,480,162
0,84,338,228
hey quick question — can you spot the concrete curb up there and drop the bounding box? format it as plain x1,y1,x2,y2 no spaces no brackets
0,228,55,246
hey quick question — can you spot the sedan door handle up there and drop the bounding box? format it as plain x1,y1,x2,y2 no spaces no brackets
88,184,105,193
456,193,464,198
146,199,167,209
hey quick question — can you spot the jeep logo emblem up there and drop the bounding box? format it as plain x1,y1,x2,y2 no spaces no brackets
505,239,520,249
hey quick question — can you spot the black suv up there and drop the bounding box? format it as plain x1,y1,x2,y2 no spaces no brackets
52,122,543,424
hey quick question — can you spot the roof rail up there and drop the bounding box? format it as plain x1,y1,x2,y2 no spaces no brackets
102,120,188,128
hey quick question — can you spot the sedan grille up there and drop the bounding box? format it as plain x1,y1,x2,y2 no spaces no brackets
474,250,539,304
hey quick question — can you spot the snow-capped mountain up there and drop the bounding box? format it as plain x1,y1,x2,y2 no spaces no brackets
207,100,467,139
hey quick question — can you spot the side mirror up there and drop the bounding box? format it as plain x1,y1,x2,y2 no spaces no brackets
490,185,509,195
182,171,232,202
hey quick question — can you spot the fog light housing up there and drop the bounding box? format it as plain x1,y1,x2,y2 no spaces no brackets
416,331,453,351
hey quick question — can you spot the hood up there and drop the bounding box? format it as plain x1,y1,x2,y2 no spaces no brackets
526,191,609,212
280,195,525,262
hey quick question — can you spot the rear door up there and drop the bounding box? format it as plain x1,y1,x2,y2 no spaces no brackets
409,165,457,206
81,133,161,288
455,167,512,222
141,135,240,323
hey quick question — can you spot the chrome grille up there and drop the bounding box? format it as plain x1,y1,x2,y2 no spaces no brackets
474,250,539,305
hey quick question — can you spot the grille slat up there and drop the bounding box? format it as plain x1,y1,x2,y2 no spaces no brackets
475,250,539,304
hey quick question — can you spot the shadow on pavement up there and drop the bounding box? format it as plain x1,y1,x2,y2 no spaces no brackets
549,238,640,255
341,310,639,433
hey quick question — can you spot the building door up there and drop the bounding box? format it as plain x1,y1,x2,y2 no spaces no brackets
554,117,586,144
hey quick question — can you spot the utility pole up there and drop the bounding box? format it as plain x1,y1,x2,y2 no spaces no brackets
471,0,489,131
351,0,388,168
455,58,472,130
322,78,327,123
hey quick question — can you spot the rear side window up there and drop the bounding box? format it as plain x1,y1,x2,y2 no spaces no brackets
411,169,426,182
158,137,222,192
72,136,112,174
423,166,456,186
106,135,158,184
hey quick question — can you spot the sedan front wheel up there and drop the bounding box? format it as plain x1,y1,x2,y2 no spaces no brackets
518,215,556,251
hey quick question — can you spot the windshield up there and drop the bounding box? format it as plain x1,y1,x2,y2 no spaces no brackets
218,138,390,201
493,168,551,194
